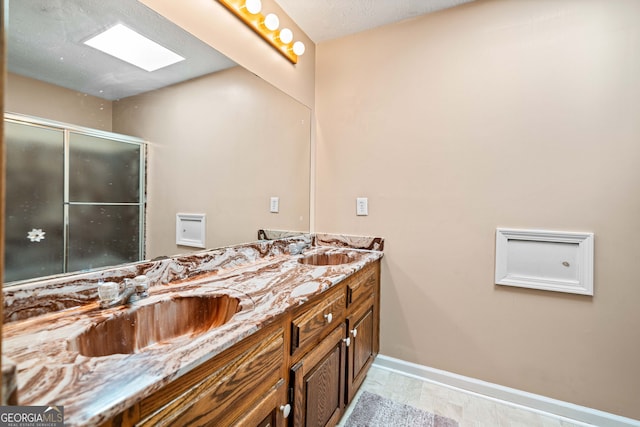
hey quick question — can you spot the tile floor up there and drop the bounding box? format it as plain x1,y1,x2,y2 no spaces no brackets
337,366,595,427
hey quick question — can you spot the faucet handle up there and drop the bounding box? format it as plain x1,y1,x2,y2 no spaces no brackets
288,243,301,255
97,282,119,304
133,275,149,296
288,241,310,255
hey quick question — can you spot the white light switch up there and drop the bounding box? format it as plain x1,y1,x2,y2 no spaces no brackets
270,196,279,213
356,197,368,216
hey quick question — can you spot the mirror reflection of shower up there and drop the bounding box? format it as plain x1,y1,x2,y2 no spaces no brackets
4,114,145,283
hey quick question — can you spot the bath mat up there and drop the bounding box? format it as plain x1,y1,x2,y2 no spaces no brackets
344,391,459,427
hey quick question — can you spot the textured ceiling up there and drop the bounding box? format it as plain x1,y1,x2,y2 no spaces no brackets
275,0,477,42
8,0,478,101
7,0,236,100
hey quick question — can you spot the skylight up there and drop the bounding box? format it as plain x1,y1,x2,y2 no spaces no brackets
84,24,185,72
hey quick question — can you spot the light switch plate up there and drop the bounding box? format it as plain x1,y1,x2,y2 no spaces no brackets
270,197,279,213
356,197,368,216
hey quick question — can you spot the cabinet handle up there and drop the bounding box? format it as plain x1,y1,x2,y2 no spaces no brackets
280,404,291,418
324,313,333,323
351,328,358,338
343,337,351,347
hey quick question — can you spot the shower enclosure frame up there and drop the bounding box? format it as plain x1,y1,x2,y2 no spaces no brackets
4,112,146,283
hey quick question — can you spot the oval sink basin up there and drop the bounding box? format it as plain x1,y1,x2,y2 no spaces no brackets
70,295,240,357
298,253,355,266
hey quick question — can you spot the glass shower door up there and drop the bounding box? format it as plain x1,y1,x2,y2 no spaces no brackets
67,132,142,271
4,115,145,284
4,121,65,282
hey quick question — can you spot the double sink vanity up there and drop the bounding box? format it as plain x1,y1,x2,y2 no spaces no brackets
2,233,383,426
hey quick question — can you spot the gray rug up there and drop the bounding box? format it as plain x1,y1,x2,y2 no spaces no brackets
345,391,459,427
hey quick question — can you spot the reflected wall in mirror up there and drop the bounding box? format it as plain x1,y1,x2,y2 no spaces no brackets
4,0,311,286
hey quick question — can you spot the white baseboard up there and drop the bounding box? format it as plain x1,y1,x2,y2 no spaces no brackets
372,354,640,427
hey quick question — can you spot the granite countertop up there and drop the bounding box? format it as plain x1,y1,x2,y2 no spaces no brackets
3,244,383,426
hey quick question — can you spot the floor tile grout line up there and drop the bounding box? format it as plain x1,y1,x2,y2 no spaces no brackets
371,365,597,427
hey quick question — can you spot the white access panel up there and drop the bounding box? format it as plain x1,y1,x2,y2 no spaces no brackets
495,228,594,296
176,213,206,248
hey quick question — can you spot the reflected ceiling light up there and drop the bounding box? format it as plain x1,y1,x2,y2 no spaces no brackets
264,13,280,31
245,0,261,14
279,28,293,44
218,0,306,64
84,24,184,72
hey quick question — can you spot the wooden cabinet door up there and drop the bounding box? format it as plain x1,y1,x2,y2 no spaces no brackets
345,296,376,404
231,379,288,427
290,324,346,427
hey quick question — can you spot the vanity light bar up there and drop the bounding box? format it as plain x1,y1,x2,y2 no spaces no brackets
217,0,305,64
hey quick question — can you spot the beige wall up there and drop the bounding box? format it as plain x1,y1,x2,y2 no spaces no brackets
5,73,113,131
113,67,310,258
315,0,640,419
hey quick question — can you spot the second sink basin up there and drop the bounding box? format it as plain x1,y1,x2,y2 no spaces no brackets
298,252,355,266
70,295,241,357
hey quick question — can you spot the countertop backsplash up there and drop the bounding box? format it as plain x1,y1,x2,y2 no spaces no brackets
2,233,383,324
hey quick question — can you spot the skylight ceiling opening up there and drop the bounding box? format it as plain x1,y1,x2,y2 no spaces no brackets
84,24,185,72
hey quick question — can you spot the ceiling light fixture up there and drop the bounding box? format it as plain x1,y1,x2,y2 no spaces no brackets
218,0,305,64
245,0,262,14
84,24,185,72
279,28,293,44
263,13,280,31
293,41,305,56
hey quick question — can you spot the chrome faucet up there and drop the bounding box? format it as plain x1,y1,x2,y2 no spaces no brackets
98,275,149,308
288,241,310,255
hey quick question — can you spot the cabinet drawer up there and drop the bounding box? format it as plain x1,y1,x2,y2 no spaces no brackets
346,263,378,308
137,325,284,426
291,288,345,354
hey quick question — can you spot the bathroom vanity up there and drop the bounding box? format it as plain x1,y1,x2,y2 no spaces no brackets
2,234,383,427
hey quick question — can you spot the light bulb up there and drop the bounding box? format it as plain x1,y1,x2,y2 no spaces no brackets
245,0,261,14
279,28,293,44
264,13,280,31
293,41,305,56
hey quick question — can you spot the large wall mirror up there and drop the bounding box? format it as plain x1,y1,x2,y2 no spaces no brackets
4,0,311,286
